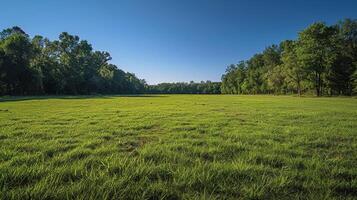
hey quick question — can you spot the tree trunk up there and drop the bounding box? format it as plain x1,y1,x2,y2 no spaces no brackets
315,71,320,96
318,72,322,96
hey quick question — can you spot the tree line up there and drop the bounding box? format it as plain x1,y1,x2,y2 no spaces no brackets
147,81,221,94
1,19,357,96
0,26,221,96
221,19,357,96
0,27,147,95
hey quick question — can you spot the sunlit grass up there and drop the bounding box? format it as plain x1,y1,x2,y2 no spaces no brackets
0,95,356,199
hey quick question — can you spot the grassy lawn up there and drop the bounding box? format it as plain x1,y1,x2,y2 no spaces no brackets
0,95,356,199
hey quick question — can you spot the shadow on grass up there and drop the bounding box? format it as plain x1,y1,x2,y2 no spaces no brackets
0,94,167,102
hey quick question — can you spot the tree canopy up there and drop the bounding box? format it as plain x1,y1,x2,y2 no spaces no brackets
0,27,146,95
221,19,357,96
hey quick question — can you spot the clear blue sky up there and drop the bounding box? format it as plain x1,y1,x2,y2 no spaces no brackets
1,0,357,84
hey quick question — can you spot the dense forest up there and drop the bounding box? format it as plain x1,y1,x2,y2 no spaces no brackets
221,19,357,96
0,27,147,95
1,19,357,96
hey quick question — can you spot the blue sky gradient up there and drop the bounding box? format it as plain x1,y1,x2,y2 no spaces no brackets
2,0,357,84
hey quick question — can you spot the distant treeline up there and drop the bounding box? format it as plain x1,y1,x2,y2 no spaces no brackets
0,27,146,95
221,19,357,96
147,81,221,94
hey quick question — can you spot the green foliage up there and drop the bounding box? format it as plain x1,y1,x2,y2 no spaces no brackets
281,40,307,95
148,81,221,94
221,19,357,96
296,22,339,96
0,27,146,95
221,62,246,94
0,95,356,199
0,31,33,95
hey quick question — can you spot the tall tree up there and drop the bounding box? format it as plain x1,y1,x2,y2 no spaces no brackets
281,40,306,96
246,54,264,94
0,31,33,94
296,22,338,96
330,19,357,95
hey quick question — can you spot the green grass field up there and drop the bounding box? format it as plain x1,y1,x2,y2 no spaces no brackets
0,95,356,199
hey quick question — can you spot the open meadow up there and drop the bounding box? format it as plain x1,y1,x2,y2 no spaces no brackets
0,95,356,199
